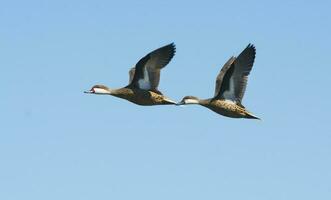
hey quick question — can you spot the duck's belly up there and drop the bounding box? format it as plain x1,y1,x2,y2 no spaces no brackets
117,89,166,106
129,95,163,105
205,100,246,118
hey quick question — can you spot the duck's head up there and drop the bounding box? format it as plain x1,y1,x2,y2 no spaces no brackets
84,85,111,95
176,96,200,105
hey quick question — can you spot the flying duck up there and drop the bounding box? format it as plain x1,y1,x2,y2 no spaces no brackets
177,44,260,119
85,43,176,106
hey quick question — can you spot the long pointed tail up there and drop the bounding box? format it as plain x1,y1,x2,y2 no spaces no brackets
245,112,261,120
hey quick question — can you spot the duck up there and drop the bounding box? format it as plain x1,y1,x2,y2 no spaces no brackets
85,43,177,106
177,44,260,119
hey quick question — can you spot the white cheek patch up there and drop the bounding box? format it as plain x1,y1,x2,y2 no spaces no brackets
184,99,199,104
94,88,110,94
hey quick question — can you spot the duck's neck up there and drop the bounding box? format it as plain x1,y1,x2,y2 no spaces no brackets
198,99,210,106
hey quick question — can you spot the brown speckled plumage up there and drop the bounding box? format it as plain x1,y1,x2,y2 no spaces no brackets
199,99,256,118
85,43,176,106
178,44,260,119
110,87,175,106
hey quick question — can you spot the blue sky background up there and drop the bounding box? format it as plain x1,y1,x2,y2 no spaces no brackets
1,0,331,199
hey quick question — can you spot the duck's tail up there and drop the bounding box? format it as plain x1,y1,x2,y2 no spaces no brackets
162,97,177,105
245,112,261,120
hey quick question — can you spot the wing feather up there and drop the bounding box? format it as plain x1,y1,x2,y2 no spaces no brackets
232,44,256,101
128,68,135,84
214,44,256,103
129,43,176,90
214,56,236,97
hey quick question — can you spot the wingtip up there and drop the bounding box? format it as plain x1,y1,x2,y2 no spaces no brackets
167,42,176,56
247,43,256,51
165,42,175,48
169,42,176,52
244,43,256,58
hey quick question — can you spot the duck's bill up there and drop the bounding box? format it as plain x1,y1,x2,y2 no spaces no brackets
84,90,93,94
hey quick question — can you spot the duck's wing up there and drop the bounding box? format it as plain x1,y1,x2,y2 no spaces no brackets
128,43,176,91
214,56,236,97
128,68,135,84
214,44,256,103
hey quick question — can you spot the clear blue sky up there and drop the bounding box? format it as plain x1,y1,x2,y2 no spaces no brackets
1,0,330,199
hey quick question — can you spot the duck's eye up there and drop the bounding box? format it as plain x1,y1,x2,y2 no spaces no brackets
91,88,95,93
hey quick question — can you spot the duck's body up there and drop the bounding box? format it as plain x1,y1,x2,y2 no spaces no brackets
196,98,258,119
107,87,175,106
85,43,176,106
178,44,260,120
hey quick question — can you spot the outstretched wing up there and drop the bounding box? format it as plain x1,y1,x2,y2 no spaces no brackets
128,68,135,84
128,43,176,91
214,44,256,103
214,56,236,97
